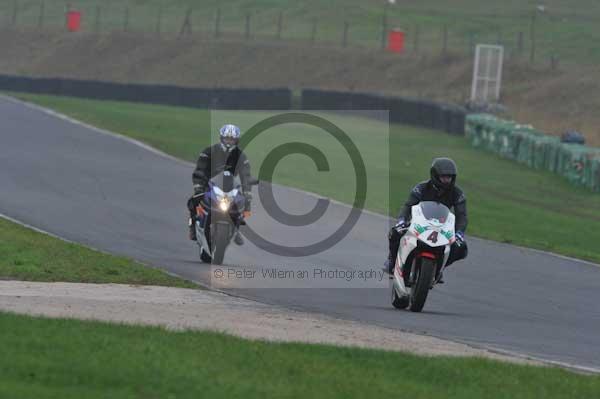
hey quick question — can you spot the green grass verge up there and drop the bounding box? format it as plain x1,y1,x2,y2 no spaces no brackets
1,311,599,398
5,0,600,63
0,216,196,287
11,93,600,264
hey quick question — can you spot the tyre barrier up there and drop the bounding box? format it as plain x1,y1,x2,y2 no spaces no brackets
0,75,292,110
301,89,467,135
0,75,470,135
466,114,600,192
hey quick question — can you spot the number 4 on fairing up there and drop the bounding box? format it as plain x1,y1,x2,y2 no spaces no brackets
428,231,438,243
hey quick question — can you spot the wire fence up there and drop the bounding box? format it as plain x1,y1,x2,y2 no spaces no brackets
0,0,570,69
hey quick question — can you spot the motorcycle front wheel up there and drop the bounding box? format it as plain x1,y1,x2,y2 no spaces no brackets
409,258,435,312
210,222,230,265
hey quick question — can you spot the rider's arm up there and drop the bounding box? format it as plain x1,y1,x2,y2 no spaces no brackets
453,189,468,233
397,184,424,221
192,147,211,193
237,151,252,194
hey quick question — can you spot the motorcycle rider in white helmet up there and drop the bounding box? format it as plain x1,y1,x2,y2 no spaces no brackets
187,124,252,245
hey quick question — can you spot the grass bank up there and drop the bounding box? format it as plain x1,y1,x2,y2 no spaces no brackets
11,93,600,264
5,0,600,63
0,216,195,287
1,311,598,399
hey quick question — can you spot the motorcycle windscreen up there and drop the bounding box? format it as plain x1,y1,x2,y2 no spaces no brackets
419,201,450,224
211,171,239,193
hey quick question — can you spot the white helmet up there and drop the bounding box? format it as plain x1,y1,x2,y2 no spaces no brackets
219,124,241,152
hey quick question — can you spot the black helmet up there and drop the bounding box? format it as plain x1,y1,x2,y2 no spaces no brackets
430,158,457,192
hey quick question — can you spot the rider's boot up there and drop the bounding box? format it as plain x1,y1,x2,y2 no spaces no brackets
383,229,401,274
188,218,197,241
234,230,244,246
383,253,395,274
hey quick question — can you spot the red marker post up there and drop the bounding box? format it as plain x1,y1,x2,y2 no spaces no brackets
66,11,81,32
387,29,405,53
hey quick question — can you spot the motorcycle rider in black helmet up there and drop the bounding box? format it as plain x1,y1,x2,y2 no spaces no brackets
384,158,468,279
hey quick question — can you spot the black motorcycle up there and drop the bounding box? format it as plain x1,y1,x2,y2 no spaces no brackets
193,171,257,264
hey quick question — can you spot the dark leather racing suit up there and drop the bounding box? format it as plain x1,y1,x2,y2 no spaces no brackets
389,180,468,268
187,143,252,226
191,143,251,197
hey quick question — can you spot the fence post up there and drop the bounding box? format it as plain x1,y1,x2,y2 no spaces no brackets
179,7,192,37
38,1,45,29
468,33,475,56
156,6,162,37
442,25,448,56
550,54,559,70
496,30,503,45
342,21,349,48
413,24,420,53
380,7,387,49
276,11,283,39
215,7,221,38
11,0,18,26
64,2,71,29
123,6,130,32
530,12,536,63
94,5,101,33
123,6,129,32
245,13,251,40
310,18,317,44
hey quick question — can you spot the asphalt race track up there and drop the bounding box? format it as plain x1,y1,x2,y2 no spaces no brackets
1,96,600,371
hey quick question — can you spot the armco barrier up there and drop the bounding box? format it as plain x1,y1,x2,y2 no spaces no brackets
0,75,292,110
466,114,600,192
301,89,467,135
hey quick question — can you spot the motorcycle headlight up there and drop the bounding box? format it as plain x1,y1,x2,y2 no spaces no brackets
219,198,231,212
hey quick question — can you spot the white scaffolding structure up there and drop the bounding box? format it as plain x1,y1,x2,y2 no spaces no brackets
471,44,504,104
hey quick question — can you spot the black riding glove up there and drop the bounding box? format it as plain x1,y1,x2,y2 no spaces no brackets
393,218,409,232
193,184,205,196
455,231,465,247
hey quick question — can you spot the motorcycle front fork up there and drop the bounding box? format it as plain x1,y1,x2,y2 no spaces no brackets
405,261,440,287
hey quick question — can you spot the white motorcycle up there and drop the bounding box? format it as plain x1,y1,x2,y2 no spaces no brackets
390,201,455,312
